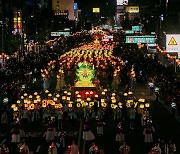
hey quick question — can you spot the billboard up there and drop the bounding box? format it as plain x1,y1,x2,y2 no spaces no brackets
126,36,156,44
51,31,70,37
132,26,142,32
166,34,180,53
125,6,139,13
117,0,128,5
93,8,100,13
74,3,78,10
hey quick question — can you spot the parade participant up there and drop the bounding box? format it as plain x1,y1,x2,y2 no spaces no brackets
119,142,130,154
69,140,79,154
159,139,166,154
59,135,65,154
96,118,105,136
57,109,63,130
46,119,56,142
11,119,21,143
0,143,9,154
115,122,125,142
166,140,176,154
143,120,155,143
151,143,161,154
83,119,95,141
89,142,99,154
19,142,29,154
129,108,136,129
48,141,57,154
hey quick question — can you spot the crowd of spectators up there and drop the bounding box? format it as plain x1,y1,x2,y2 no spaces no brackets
114,43,180,116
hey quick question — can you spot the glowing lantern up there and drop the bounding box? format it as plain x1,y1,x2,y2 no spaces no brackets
145,103,150,108
45,90,49,93
66,97,70,101
124,93,128,96
62,96,66,100
56,94,60,98
34,92,38,95
140,104,144,109
21,96,24,99
17,100,21,104
29,95,33,99
24,93,28,96
102,92,105,95
48,93,52,97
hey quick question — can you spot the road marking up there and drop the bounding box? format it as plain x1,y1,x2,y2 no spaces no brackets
36,145,41,153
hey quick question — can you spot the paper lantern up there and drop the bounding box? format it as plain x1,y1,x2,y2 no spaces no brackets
45,90,49,93
66,97,70,101
48,93,52,97
24,93,28,96
29,95,33,99
17,100,21,104
34,92,38,95
56,94,60,98
34,100,38,104
87,97,91,101
62,96,66,100
124,93,128,96
21,96,24,99
145,103,150,108
95,94,98,98
112,99,116,103
102,92,105,95
140,104,144,109
53,97,58,102
128,92,133,95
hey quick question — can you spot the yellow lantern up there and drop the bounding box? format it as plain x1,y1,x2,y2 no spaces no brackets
62,96,66,100
87,97,91,101
36,95,40,99
34,100,38,104
75,91,79,95
140,104,144,109
45,90,49,93
77,94,81,98
29,95,33,99
104,89,107,92
24,104,28,108
14,107,18,111
66,97,70,101
34,92,38,95
21,96,24,99
67,92,71,96
145,103,150,108
17,100,21,104
24,99,28,104
77,98,81,102
112,99,116,103
64,91,67,94
85,92,89,95
56,94,60,98
48,93,52,97
95,94,98,98
53,97,58,102
111,96,115,100
24,93,28,96
112,93,116,96
101,99,105,103
124,93,128,96
128,92,133,95
11,104,16,108
102,92,105,95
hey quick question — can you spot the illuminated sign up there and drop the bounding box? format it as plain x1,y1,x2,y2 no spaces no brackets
117,0,128,5
132,26,142,32
51,31,70,37
125,30,134,34
125,6,139,13
74,3,78,10
166,34,180,53
126,36,156,44
93,8,100,13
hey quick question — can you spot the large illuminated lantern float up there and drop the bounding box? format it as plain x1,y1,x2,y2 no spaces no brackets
74,61,97,99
